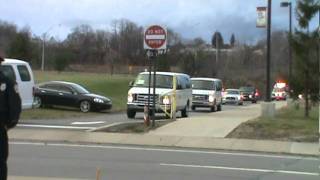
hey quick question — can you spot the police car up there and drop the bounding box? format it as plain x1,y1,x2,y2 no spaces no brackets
0,59,35,109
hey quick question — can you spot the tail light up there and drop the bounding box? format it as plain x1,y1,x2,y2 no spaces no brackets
255,90,259,97
240,95,244,100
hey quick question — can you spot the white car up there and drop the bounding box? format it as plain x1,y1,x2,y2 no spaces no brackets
127,72,192,118
223,89,243,105
191,78,223,112
1,59,35,109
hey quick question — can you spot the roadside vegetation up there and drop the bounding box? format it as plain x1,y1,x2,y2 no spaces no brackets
21,71,134,119
227,103,319,142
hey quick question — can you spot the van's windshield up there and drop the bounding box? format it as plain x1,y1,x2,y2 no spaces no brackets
191,80,215,90
133,74,173,89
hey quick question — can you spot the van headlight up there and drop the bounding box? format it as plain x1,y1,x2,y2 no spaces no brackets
128,93,134,103
162,96,171,105
94,98,104,103
209,95,215,102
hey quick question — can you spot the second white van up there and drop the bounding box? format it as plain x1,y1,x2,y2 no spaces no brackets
191,77,223,112
1,59,35,109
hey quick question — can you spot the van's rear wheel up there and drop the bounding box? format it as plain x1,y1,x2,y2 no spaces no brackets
217,103,222,111
127,109,136,119
33,96,42,108
181,102,189,117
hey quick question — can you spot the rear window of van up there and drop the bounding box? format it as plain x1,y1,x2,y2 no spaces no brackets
0,65,16,81
17,65,31,81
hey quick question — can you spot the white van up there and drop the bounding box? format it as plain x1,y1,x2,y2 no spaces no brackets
191,77,223,112
127,72,192,118
1,59,35,109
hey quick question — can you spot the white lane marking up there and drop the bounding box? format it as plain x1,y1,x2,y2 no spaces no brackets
9,141,318,161
71,121,105,125
160,163,320,176
17,124,93,130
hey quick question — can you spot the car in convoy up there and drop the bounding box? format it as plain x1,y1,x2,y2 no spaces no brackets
127,72,192,118
190,78,223,112
33,81,112,112
239,86,259,103
222,89,243,105
0,58,35,109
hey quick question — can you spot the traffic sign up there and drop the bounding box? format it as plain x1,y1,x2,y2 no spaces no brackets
144,25,167,50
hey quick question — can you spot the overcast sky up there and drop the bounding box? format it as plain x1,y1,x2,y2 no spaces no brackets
0,0,318,43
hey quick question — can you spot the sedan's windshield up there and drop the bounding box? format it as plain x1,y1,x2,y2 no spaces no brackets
239,86,255,92
71,84,90,94
191,80,215,90
133,74,173,89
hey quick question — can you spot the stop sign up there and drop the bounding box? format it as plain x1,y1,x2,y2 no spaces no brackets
144,25,167,50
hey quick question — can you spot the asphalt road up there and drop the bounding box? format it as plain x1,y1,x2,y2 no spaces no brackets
18,103,249,131
8,142,319,180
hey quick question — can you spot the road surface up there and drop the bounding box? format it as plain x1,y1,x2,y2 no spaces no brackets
8,141,319,180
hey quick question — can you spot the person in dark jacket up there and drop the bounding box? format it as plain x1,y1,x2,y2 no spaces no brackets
0,55,21,180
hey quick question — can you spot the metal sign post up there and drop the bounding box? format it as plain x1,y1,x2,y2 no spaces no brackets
144,25,167,127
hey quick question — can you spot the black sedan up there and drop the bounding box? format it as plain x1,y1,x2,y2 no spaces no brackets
33,81,112,112
239,86,259,103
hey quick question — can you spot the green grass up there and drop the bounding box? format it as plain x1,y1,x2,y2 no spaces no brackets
227,104,319,142
21,71,134,119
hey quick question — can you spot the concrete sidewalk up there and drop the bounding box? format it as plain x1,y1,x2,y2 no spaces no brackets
8,128,318,156
149,101,287,137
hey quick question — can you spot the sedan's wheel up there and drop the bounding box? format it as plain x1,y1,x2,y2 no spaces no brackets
33,96,42,108
80,100,91,113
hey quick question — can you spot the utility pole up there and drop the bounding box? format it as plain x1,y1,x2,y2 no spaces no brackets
266,0,272,102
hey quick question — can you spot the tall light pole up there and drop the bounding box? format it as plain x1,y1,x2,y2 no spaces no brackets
281,1,292,92
266,0,272,102
41,24,61,71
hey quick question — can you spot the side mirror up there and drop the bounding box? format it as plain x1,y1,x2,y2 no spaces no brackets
129,81,134,87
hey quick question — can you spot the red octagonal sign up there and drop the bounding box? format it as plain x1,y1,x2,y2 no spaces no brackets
144,25,167,50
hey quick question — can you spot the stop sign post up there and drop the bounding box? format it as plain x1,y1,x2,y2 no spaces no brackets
144,25,167,128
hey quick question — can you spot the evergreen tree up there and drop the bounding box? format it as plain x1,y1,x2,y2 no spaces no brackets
291,0,319,117
230,33,235,47
211,31,224,48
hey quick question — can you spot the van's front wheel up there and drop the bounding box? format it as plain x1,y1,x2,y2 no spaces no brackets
127,109,136,119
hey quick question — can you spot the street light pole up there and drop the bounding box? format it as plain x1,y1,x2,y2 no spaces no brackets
41,24,61,71
266,0,272,102
41,33,46,71
281,1,292,92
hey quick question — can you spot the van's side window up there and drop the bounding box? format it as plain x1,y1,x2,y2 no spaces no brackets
0,65,16,81
17,65,31,81
184,76,191,89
